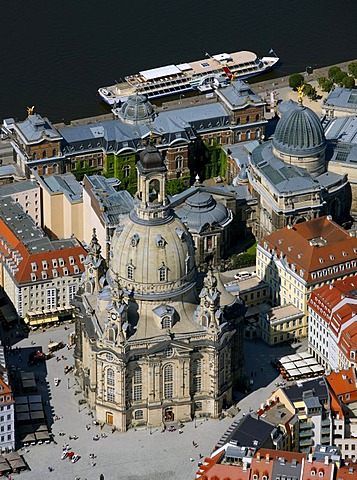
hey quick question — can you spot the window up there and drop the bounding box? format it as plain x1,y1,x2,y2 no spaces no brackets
68,284,77,301
46,288,56,309
159,264,167,282
175,155,183,170
133,367,142,401
127,264,134,280
123,165,130,178
164,365,173,399
162,316,171,329
134,410,143,420
69,256,75,265
193,359,202,393
107,386,115,403
246,130,251,140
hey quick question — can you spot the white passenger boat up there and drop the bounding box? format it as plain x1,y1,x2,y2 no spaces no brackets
98,50,279,105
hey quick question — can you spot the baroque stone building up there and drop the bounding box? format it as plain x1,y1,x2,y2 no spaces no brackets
73,141,245,431
231,100,352,240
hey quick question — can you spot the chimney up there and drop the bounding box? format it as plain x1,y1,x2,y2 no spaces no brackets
257,453,261,461
243,461,248,471
324,455,329,465
265,453,270,462
308,453,313,463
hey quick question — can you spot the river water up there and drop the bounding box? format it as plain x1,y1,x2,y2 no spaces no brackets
1,0,357,123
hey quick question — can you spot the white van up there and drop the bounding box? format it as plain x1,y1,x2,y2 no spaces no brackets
234,271,251,280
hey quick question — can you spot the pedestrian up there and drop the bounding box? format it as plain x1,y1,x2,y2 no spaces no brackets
100,475,105,480
190,457,194,462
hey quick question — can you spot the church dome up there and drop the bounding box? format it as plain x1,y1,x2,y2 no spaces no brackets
175,191,231,234
272,101,326,157
109,213,196,300
118,94,155,124
277,98,301,117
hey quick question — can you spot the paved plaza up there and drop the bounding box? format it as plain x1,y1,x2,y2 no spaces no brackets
7,324,307,480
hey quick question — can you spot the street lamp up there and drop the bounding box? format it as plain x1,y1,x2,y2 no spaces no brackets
179,94,185,105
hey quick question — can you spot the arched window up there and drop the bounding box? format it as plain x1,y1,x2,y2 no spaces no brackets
236,131,242,142
255,128,261,139
236,117,241,125
164,364,173,399
193,359,202,392
32,152,37,160
175,155,183,170
202,315,208,328
255,113,260,121
52,148,57,157
123,165,130,178
108,328,115,342
42,150,47,159
246,115,250,123
106,368,115,403
162,316,171,329
133,367,142,401
246,130,251,140
127,263,134,280
42,165,48,175
52,163,58,173
107,368,115,386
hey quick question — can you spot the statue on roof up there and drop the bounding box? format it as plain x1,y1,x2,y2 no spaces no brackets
27,106,35,116
297,84,305,105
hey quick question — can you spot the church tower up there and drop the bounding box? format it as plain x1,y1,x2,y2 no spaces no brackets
83,228,105,294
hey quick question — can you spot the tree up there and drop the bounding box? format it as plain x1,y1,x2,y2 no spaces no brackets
348,62,357,79
289,73,304,90
317,76,333,93
303,83,317,100
328,66,342,81
334,70,348,86
342,76,355,89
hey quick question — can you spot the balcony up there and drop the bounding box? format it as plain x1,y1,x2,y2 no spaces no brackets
321,427,331,435
299,438,313,447
321,418,330,426
300,421,314,429
299,430,313,438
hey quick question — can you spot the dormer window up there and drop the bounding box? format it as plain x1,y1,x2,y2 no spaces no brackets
41,271,47,280
319,258,324,264
31,262,37,272
158,264,168,282
156,235,165,248
42,260,48,270
342,251,348,257
74,265,80,274
52,269,58,278
52,259,58,268
69,256,75,265
59,258,65,267
127,263,135,281
162,316,172,329
63,267,69,275
79,254,85,263
130,234,139,247
30,273,36,282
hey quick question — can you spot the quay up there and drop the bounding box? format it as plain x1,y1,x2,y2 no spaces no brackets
58,57,357,128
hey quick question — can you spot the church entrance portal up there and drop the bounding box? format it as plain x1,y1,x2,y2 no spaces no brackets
164,408,174,422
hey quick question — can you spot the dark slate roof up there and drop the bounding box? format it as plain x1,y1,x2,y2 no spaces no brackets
282,377,329,403
272,101,326,156
227,414,275,448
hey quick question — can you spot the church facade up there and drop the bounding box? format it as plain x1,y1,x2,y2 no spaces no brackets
73,141,245,431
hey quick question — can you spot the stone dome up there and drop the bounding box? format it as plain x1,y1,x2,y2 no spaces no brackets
118,94,155,124
109,213,196,300
272,101,326,157
175,191,231,233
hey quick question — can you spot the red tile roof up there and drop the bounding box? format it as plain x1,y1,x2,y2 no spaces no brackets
0,216,86,285
325,367,357,402
259,216,357,283
336,464,357,480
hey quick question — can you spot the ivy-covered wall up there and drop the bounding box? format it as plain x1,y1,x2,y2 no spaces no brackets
71,161,101,181
166,176,190,196
204,143,228,180
103,152,137,195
